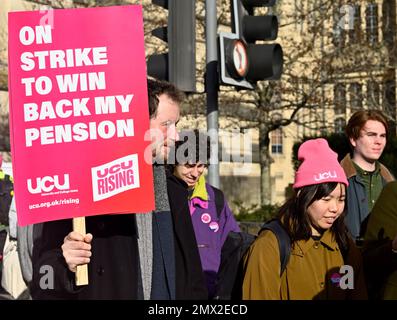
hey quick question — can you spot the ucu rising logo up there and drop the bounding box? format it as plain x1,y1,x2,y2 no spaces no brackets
27,174,70,194
314,170,337,182
91,154,140,202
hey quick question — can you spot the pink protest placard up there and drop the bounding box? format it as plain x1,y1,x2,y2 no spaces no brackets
8,5,154,226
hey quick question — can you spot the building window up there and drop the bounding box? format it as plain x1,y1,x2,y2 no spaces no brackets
270,85,282,110
382,0,395,47
367,81,380,109
307,1,321,32
384,80,396,119
333,4,346,47
334,118,346,134
348,5,361,44
275,172,284,179
294,0,304,33
334,84,346,115
366,3,379,45
271,128,283,154
349,83,363,112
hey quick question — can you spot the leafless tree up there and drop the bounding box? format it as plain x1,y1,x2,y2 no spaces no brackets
1,0,395,205
183,0,396,204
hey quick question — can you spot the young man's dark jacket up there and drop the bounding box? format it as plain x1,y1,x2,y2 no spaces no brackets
341,154,394,241
166,172,208,300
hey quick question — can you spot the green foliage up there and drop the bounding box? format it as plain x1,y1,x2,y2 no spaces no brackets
380,135,397,178
292,133,350,170
233,200,279,223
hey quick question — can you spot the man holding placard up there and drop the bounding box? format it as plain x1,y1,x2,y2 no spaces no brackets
7,6,204,300
31,78,183,300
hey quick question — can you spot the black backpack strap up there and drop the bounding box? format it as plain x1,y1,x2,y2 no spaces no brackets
212,187,224,219
260,219,291,276
339,240,350,264
216,231,256,300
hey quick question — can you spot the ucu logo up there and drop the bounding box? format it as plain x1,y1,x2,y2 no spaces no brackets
95,161,133,178
27,174,70,194
91,154,139,202
313,170,337,182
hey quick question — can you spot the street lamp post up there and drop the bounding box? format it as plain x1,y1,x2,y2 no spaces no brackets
205,0,220,188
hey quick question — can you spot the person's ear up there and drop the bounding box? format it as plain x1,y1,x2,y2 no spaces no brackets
349,137,357,148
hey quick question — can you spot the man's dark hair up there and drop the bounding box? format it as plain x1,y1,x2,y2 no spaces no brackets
174,129,211,165
147,78,184,119
345,109,389,142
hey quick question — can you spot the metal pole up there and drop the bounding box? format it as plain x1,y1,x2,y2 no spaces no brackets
205,0,219,188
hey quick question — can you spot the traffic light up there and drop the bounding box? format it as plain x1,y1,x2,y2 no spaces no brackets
147,0,196,92
219,0,283,89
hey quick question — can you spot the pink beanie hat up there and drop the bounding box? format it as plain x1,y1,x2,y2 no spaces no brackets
293,138,348,189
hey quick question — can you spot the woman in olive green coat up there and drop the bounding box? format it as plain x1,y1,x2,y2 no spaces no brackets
243,139,367,300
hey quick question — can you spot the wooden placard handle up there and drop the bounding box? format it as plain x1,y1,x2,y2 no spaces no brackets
73,217,89,286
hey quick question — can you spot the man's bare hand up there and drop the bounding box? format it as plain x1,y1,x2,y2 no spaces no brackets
62,232,93,273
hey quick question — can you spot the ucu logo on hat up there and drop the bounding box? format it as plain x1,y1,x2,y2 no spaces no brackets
314,170,337,182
